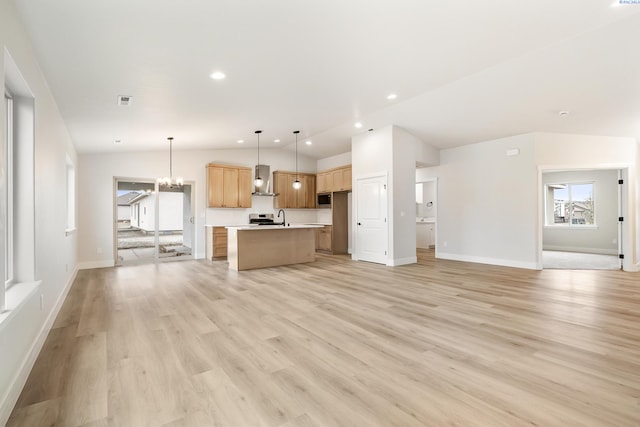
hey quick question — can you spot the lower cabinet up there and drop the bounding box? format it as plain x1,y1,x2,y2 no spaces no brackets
316,225,332,252
416,222,435,249
206,226,228,259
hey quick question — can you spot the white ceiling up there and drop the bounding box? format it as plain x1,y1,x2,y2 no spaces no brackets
13,0,640,159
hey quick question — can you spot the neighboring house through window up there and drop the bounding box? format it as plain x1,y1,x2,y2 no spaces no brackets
545,182,595,226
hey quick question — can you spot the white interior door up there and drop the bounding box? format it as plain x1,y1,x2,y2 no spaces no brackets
355,175,388,264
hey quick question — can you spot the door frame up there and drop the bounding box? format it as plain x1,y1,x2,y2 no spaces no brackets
353,171,389,264
416,177,438,254
113,177,196,266
536,164,630,270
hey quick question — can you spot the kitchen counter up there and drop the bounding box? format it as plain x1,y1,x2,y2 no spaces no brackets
226,224,324,231
226,224,323,271
416,217,436,224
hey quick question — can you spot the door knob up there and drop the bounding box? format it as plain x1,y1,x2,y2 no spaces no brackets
357,222,362,225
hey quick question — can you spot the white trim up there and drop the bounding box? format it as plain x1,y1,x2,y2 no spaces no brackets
537,164,633,271
0,281,40,331
0,267,77,426
624,263,640,272
543,246,617,256
78,260,114,270
387,256,417,266
438,251,539,270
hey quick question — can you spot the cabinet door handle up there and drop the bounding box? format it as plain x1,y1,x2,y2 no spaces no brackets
357,222,362,226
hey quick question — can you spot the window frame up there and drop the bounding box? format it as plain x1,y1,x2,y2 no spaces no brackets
5,90,14,289
545,181,597,228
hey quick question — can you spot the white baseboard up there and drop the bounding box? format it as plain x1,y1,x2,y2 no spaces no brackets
543,245,617,256
623,262,640,272
78,259,114,270
0,267,78,426
387,256,417,266
437,252,538,270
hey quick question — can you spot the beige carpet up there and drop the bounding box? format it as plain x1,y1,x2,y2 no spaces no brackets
543,250,621,270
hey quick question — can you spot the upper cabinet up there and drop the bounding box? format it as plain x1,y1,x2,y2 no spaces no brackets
207,163,252,208
316,165,351,193
273,171,316,209
316,171,332,193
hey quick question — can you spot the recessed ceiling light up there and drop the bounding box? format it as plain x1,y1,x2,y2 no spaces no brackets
210,71,226,80
305,140,312,146
354,122,363,129
237,139,244,144
387,93,397,100
610,1,621,7
274,139,280,143
558,110,570,117
114,139,123,145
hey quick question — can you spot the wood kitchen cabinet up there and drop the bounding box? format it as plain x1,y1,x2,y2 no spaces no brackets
315,192,349,254
273,171,316,209
331,166,352,192
316,225,332,252
207,164,252,208
316,171,332,193
316,165,351,193
205,226,228,259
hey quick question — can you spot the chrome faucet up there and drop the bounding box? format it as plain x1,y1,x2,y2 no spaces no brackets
277,209,286,227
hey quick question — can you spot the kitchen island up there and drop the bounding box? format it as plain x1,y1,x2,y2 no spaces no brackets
226,224,323,271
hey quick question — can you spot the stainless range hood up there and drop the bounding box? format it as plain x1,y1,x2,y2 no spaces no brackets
252,164,278,196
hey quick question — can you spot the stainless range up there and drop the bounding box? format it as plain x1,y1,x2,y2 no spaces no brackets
248,213,276,226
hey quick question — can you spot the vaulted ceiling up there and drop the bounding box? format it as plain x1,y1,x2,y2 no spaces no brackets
13,0,640,159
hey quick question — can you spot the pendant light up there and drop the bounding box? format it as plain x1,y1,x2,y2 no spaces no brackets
292,130,301,190
158,137,183,188
254,130,263,187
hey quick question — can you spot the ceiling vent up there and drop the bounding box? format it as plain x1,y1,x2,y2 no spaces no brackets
117,95,133,106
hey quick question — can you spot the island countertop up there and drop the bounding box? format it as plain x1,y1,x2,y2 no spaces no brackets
225,224,324,231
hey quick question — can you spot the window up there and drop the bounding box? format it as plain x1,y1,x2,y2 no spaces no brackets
1,49,37,316
5,91,14,289
545,182,595,226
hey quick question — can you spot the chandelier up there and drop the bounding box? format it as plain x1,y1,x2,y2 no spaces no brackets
158,137,183,188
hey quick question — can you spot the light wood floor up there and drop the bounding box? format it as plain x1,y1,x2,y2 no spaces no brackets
8,249,640,426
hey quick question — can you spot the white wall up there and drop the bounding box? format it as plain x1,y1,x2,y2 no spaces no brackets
159,192,183,231
534,132,638,270
417,133,538,269
391,126,422,264
117,205,130,221
542,169,618,255
317,151,351,171
78,148,317,267
0,0,78,423
134,192,183,232
416,181,436,218
416,132,639,270
352,125,435,266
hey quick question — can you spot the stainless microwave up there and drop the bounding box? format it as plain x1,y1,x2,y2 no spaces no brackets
317,193,331,208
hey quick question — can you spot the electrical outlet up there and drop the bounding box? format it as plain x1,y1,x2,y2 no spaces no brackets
443,241,448,247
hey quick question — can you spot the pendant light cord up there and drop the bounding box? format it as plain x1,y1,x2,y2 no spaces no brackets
294,130,300,179
256,130,261,167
